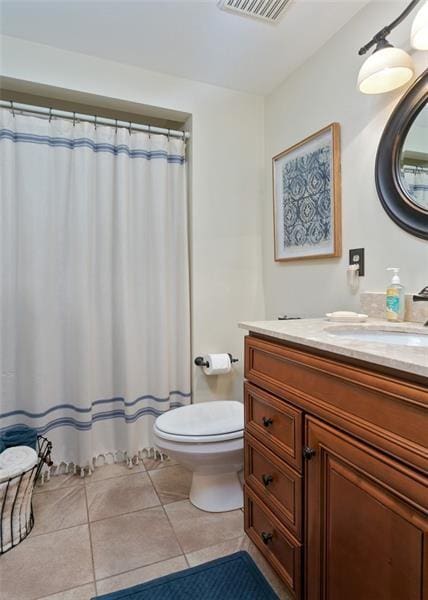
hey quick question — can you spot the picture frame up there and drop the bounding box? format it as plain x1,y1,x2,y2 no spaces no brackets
272,122,341,261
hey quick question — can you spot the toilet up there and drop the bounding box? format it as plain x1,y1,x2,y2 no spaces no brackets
153,401,244,513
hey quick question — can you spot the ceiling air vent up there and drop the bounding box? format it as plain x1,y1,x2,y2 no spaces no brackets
217,0,292,23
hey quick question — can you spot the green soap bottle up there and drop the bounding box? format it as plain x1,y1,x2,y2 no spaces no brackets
386,267,405,322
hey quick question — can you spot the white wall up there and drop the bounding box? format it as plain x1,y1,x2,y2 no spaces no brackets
0,35,266,403
263,1,428,319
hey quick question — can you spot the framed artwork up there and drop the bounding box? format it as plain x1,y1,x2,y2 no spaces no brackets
272,123,341,261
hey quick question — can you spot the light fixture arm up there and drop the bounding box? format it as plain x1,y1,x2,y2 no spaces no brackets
358,0,422,55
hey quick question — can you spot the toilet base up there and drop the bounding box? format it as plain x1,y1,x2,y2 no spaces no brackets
189,471,243,512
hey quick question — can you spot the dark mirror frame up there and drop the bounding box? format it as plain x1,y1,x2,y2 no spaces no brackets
375,69,428,240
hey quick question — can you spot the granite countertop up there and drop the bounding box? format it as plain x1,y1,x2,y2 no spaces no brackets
238,318,428,379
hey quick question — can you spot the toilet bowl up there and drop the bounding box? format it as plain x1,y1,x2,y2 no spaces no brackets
153,401,244,513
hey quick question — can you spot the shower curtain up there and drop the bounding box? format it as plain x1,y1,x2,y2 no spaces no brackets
0,108,191,472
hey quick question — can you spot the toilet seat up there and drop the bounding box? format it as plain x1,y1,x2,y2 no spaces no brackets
154,400,244,443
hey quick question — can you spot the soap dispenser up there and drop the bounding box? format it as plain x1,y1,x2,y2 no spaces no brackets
386,267,405,322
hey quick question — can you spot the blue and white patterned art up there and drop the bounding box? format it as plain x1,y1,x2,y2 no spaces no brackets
282,145,331,247
273,124,340,260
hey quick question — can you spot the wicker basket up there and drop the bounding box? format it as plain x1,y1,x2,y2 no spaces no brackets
0,435,52,554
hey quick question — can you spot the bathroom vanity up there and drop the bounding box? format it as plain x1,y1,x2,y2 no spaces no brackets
240,319,428,600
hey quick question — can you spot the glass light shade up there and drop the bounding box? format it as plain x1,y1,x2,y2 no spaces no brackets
358,46,414,94
411,1,428,50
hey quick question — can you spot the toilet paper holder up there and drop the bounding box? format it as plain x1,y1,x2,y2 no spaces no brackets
194,354,239,368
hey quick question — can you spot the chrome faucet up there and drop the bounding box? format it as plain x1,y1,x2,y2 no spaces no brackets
413,287,428,326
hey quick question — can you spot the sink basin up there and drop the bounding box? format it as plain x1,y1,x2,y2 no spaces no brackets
327,328,428,348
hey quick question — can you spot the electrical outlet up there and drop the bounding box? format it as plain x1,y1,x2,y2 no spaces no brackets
349,248,365,277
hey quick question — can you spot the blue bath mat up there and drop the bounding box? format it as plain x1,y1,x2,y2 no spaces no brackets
94,551,279,599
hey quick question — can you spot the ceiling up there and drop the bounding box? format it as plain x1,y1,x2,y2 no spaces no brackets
0,0,371,94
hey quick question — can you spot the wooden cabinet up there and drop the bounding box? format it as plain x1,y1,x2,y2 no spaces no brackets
243,334,428,600
305,417,427,600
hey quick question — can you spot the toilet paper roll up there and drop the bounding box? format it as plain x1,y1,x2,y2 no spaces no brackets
203,353,232,375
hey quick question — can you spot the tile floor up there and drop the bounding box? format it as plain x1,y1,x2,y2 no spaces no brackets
0,457,292,600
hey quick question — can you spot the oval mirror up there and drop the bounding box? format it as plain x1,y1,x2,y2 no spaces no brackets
376,70,428,239
398,102,428,212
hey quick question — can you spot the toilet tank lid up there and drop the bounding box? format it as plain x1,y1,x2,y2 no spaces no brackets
155,401,243,437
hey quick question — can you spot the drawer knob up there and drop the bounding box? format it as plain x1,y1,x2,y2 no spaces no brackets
303,446,316,460
262,474,273,487
262,416,273,427
261,531,273,544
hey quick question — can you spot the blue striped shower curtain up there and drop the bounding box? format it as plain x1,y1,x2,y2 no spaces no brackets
0,108,191,473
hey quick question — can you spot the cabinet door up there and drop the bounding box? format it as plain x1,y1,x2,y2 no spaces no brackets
305,416,428,600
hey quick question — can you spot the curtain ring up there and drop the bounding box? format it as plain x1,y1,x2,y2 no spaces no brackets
182,130,186,142
49,108,52,122
73,112,76,127
167,128,170,142
129,121,132,135
94,115,97,130
148,125,152,139
115,119,118,134
10,100,15,118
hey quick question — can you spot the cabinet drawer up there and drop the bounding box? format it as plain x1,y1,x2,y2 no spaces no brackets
245,382,302,472
245,432,302,539
245,485,302,599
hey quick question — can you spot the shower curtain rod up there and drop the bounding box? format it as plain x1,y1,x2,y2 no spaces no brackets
0,100,190,140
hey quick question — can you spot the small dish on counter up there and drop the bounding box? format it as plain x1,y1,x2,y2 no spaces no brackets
325,311,369,323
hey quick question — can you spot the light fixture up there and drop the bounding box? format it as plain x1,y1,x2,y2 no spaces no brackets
411,0,428,49
358,40,414,94
357,0,422,94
